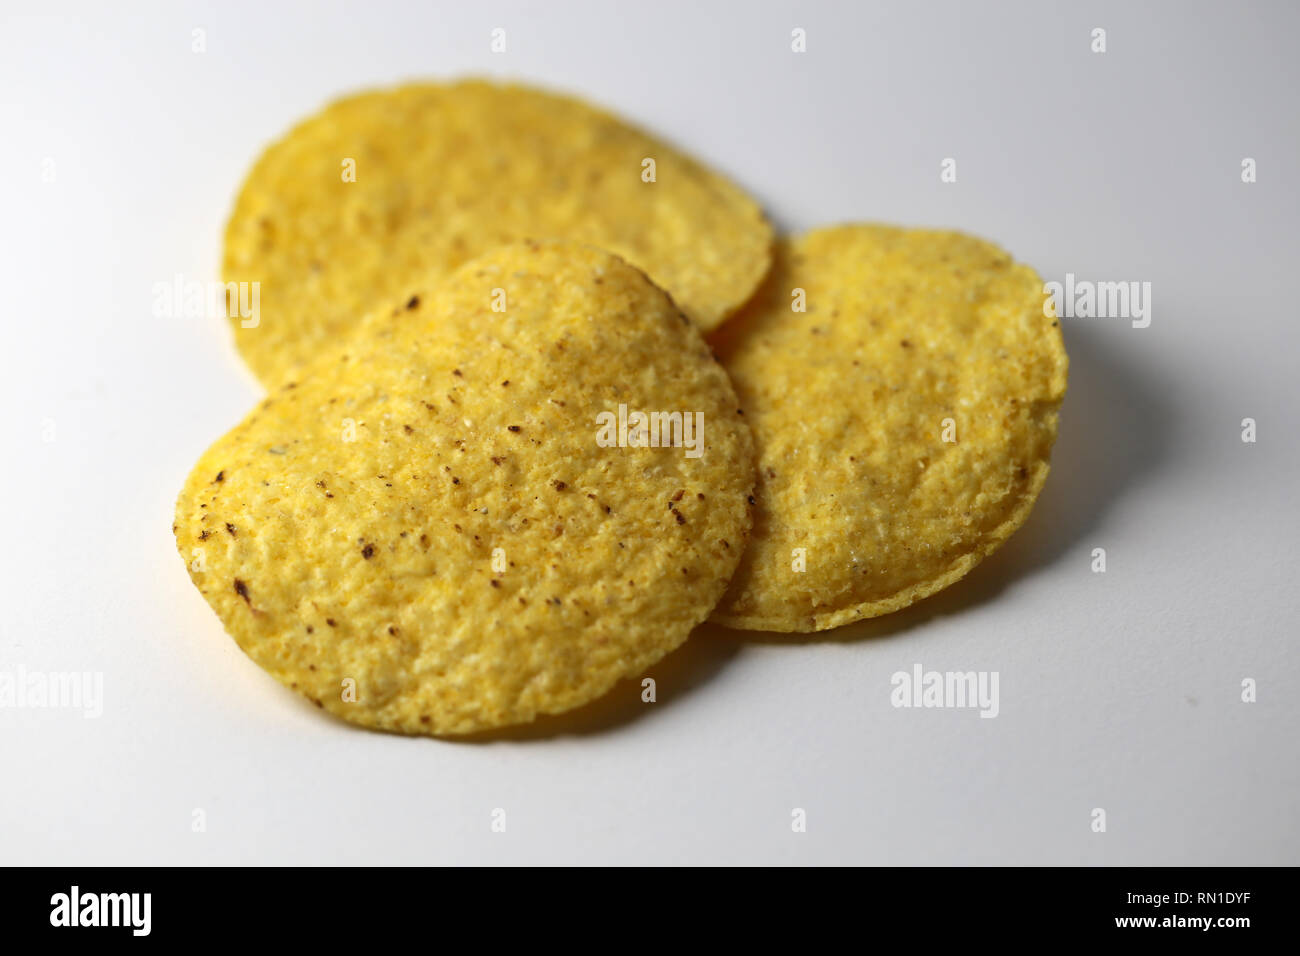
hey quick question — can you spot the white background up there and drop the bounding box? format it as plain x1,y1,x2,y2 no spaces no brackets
1,0,1296,865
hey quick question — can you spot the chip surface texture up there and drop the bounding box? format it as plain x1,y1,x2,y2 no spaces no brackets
709,224,1068,632
224,79,773,385
177,241,755,734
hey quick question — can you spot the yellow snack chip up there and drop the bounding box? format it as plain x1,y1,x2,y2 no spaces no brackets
709,224,1068,632
176,241,755,734
224,79,773,386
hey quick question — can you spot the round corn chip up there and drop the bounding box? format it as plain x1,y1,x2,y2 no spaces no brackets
176,241,755,735
709,224,1068,632
224,79,773,386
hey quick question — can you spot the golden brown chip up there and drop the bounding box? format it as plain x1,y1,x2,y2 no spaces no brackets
223,79,772,385
709,224,1068,632
176,241,755,734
